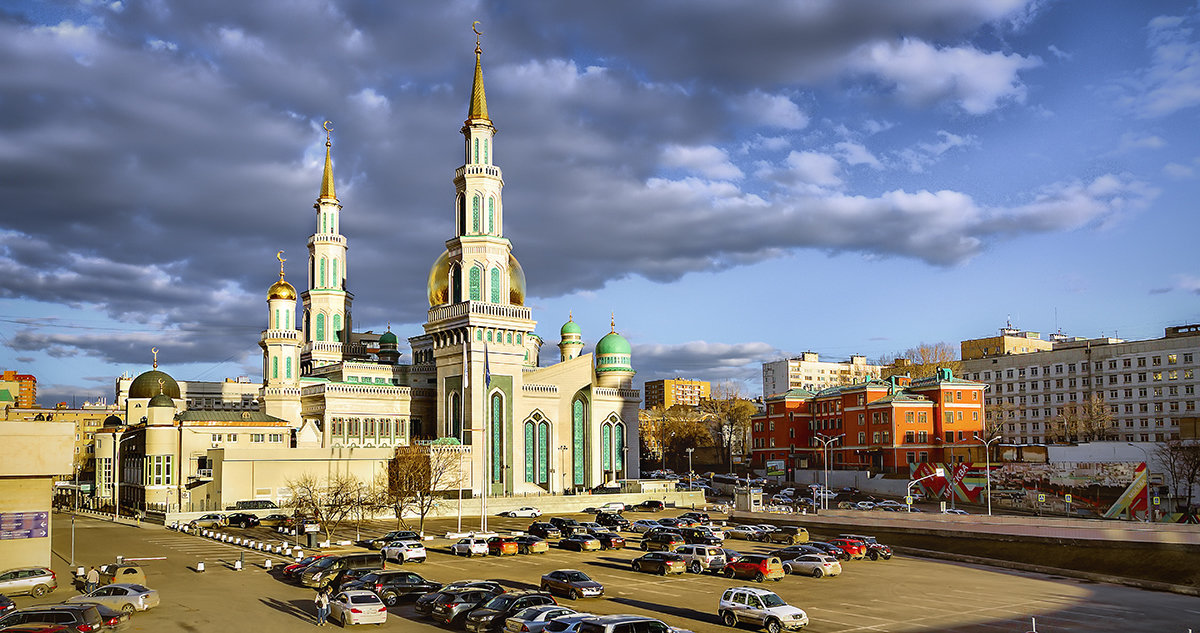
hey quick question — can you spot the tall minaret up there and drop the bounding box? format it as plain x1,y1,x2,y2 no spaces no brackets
301,121,354,370
261,251,302,425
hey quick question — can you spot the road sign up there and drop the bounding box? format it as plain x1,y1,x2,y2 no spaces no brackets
905,495,913,505
1153,496,1161,506
1037,493,1046,503
1064,494,1072,504
935,467,945,477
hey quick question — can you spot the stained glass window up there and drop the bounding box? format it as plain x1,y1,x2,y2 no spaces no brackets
573,399,585,486
492,394,503,484
524,422,535,483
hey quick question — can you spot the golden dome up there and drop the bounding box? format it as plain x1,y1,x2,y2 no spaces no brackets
426,250,526,307
268,278,296,301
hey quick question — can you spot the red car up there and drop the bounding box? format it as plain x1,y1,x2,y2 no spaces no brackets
722,554,785,582
283,554,332,579
487,537,519,556
828,538,867,560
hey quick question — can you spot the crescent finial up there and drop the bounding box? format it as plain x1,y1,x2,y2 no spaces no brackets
276,250,286,279
151,347,159,368
323,120,333,143
472,21,482,49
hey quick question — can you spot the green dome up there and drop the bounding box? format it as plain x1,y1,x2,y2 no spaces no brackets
379,330,398,345
561,319,581,337
148,393,174,408
596,331,631,357
129,370,181,399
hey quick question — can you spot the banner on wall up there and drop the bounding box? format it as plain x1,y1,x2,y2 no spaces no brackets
765,460,785,477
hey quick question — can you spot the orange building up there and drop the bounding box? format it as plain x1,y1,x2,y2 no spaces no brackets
0,370,37,408
750,369,985,475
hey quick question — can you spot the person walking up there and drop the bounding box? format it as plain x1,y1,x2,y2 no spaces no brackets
314,587,330,626
84,566,100,594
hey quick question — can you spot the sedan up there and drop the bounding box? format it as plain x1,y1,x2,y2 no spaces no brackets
282,554,331,579
942,508,970,515
345,570,441,606
65,583,160,614
541,612,595,633
416,581,504,618
629,520,661,534
540,570,603,600
558,535,601,552
257,514,290,527
591,532,625,550
504,605,578,633
0,594,14,616
487,537,519,556
501,507,542,518
429,588,500,626
330,590,387,626
781,554,841,578
528,523,562,540
725,526,763,541
630,552,686,575
382,540,427,563
452,538,490,557
513,536,550,555
806,541,850,561
225,512,260,528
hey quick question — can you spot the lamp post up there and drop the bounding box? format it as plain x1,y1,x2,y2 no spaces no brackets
973,434,1002,516
908,467,946,512
1128,442,1152,523
685,448,695,489
814,433,844,510
558,445,569,494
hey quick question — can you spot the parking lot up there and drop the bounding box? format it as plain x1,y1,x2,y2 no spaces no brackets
19,510,1200,632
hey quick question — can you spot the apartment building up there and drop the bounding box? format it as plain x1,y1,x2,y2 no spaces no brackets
0,370,37,408
761,353,882,397
644,378,710,409
961,324,1200,444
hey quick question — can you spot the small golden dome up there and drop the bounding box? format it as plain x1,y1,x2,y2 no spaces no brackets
508,252,525,306
269,278,296,301
427,250,526,307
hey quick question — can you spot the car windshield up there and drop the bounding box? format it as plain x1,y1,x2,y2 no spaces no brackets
310,558,335,569
484,595,513,609
564,572,589,582
760,593,787,607
359,573,381,583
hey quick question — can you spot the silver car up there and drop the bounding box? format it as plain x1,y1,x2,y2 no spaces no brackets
0,567,57,597
504,605,578,633
66,583,160,614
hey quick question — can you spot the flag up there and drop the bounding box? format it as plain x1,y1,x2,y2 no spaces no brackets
462,343,469,390
484,342,492,387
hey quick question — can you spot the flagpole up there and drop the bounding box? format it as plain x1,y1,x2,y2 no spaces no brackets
457,343,466,534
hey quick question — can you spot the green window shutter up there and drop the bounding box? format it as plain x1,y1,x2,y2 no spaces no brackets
272,356,278,379
525,422,535,483
488,197,495,233
286,357,292,379
573,400,585,486
319,259,326,288
484,138,489,164
602,424,612,471
614,423,624,471
469,267,481,301
332,259,338,289
333,314,342,342
316,313,326,341
490,268,501,303
474,138,479,163
538,422,549,484
472,196,480,233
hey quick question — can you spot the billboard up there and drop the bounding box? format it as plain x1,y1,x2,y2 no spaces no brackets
765,460,785,477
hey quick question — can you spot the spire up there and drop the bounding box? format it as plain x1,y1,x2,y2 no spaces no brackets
468,21,490,121
277,250,287,281
610,312,616,333
151,347,158,369
320,121,336,200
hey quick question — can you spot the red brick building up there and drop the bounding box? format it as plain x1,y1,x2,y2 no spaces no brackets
750,369,985,474
0,370,37,408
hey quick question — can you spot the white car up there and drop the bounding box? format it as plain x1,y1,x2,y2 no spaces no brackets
381,539,427,563
781,554,841,578
779,488,796,498
330,590,388,626
855,501,876,511
451,537,490,557
770,495,794,505
875,500,904,509
718,586,809,633
501,507,543,518
630,519,661,534
942,508,969,515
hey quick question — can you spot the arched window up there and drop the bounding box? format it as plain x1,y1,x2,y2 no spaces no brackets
333,314,342,342
319,258,327,288
602,423,612,472
469,267,481,301
457,193,466,235
488,197,495,234
272,356,279,379
537,421,550,484
332,259,339,289
491,393,504,484
274,309,280,329
524,421,535,483
484,138,489,164
474,138,479,164
449,391,462,440
490,267,501,303
316,313,326,341
286,357,293,379
472,196,480,233
572,399,586,486
450,264,462,303
322,212,327,234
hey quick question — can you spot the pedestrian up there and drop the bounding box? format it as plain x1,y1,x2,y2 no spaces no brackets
314,587,329,626
84,566,99,594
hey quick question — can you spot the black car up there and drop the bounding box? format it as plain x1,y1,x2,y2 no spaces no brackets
642,526,682,541
0,603,104,632
640,532,685,552
806,541,850,561
548,517,582,535
344,570,442,607
225,512,260,528
429,588,500,627
463,590,556,633
678,511,710,523
679,527,721,546
595,512,630,530
528,522,562,540
558,534,601,552
655,517,684,529
591,532,625,550
416,581,504,618
634,500,665,512
770,545,826,563
630,551,686,575
330,566,384,592
369,530,421,550
0,594,14,616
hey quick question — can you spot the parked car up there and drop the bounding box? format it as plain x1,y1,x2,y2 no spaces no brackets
501,507,543,518
640,532,685,552
838,534,892,560
529,523,562,540
0,593,14,616
726,525,764,541
770,495,793,505
225,512,260,528
284,516,321,533
827,538,867,560
591,532,625,550
577,522,604,533
452,538,491,557
629,519,661,534
344,570,442,606
504,605,578,633
631,551,686,575
429,588,504,625
541,612,597,633
672,544,727,574
804,542,849,561
633,500,665,512
781,554,841,578
257,513,290,527
721,548,742,564
282,554,330,580
596,502,627,514
329,590,387,626
854,501,876,511
487,537,520,556
558,535,601,552
577,614,692,633
330,567,384,593
779,488,796,498
770,545,827,562
464,590,557,633
874,500,904,510
718,586,809,633
942,508,970,515
766,526,809,545
723,555,785,582
369,530,421,550
549,517,581,531
0,568,56,598
188,513,225,528
301,553,385,588
513,535,550,555
679,511,711,523
381,540,428,563
540,570,604,599
97,563,145,587
679,527,722,546
65,583,160,614
417,580,504,618
595,513,630,530
0,604,104,633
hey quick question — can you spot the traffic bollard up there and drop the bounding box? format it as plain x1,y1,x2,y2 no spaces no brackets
197,561,205,572
264,559,272,570
234,559,242,571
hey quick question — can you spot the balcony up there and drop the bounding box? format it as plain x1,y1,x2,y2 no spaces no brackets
189,468,213,482
454,164,504,181
427,300,532,324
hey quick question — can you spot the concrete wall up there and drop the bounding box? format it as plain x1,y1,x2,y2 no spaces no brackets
0,421,73,569
766,469,911,497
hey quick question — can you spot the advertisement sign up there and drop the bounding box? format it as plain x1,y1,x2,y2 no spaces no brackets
0,512,49,540
765,460,785,477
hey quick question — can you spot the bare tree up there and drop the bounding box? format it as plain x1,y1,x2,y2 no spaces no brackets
382,445,464,534
1048,394,1114,443
1156,440,1200,511
881,342,962,380
700,382,758,468
284,472,367,542
658,405,713,473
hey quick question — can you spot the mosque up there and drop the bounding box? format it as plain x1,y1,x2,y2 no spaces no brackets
95,30,641,513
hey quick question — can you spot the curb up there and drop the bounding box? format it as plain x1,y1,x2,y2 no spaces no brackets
895,546,1200,597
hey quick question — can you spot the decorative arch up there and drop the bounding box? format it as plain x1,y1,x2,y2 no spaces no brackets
572,396,588,487
315,313,326,341
449,391,462,440
484,138,489,164
488,197,495,234
474,138,479,163
450,262,462,303
490,267,502,303
457,193,466,236
319,258,327,288
490,390,505,484
472,195,480,233
332,313,342,342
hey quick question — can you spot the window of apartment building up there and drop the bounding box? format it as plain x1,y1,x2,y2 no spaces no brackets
882,431,891,443
1032,395,1040,403
789,428,795,438
251,434,265,443
1020,423,1027,431
1187,385,1195,395
919,451,929,463
1140,403,1149,413
1152,356,1162,366
770,437,775,447
1069,378,1077,388
858,432,866,444
1006,383,1014,392
983,372,992,380
1185,354,1194,363
1095,362,1103,371
918,430,928,442
1170,386,1179,396
1153,372,1163,381
227,434,238,442
1006,369,1014,379
945,431,954,443
858,414,865,425
768,421,774,431
1111,405,1120,414
872,432,881,443
1068,364,1076,373
1008,424,1016,432
905,431,915,443
907,451,916,464
1154,387,1163,397
1137,357,1147,367
1168,354,1178,364
1055,364,1064,374
1054,379,1063,388
1187,369,1195,379
1169,370,1178,380
1188,401,1196,411
1125,404,1134,413
972,411,979,421
881,412,889,423
1123,359,1132,368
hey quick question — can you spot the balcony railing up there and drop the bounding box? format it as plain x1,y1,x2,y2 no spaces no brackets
428,301,531,324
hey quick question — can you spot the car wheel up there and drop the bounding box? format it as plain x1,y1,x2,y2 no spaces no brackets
723,567,735,578
689,561,702,574
765,618,782,633
754,572,765,583
121,603,136,615
722,611,738,628
782,564,793,575
869,550,879,561
659,566,668,576
883,554,892,560
632,562,642,572
640,542,648,551
31,584,48,598
569,589,579,600
812,568,824,579
384,592,398,607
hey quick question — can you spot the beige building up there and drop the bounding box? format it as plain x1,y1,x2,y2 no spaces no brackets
644,378,710,409
2,401,119,482
761,353,882,397
960,323,1055,360
0,420,73,568
961,323,1200,444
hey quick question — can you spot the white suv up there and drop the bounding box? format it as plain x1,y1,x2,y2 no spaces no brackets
672,544,726,574
718,587,809,633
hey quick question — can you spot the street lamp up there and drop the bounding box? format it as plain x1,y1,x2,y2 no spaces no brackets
685,448,695,489
814,433,844,510
1128,442,1152,523
973,434,1002,516
558,445,569,494
908,467,946,512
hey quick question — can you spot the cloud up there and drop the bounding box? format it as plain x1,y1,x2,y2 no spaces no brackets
1164,162,1195,179
848,38,1041,114
782,151,844,188
1047,44,1071,61
660,145,744,180
1151,275,1200,295
733,91,809,130
897,130,976,172
1112,132,1166,154
634,340,782,390
834,141,883,169
1125,12,1200,117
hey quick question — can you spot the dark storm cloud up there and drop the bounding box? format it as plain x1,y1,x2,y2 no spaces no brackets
633,341,780,391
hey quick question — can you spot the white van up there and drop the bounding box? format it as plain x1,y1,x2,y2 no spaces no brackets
598,502,626,514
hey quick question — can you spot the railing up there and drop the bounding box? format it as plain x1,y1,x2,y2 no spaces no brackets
593,388,641,399
523,384,559,394
428,301,532,323
302,383,411,397
195,469,213,478
454,165,504,180
261,329,299,340
307,234,346,246
303,342,368,356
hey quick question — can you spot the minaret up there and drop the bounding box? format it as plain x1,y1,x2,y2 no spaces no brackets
558,312,584,361
595,314,635,388
261,251,302,425
301,121,354,371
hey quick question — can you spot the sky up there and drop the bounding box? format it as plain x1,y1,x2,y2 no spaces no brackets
2,1,1199,407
